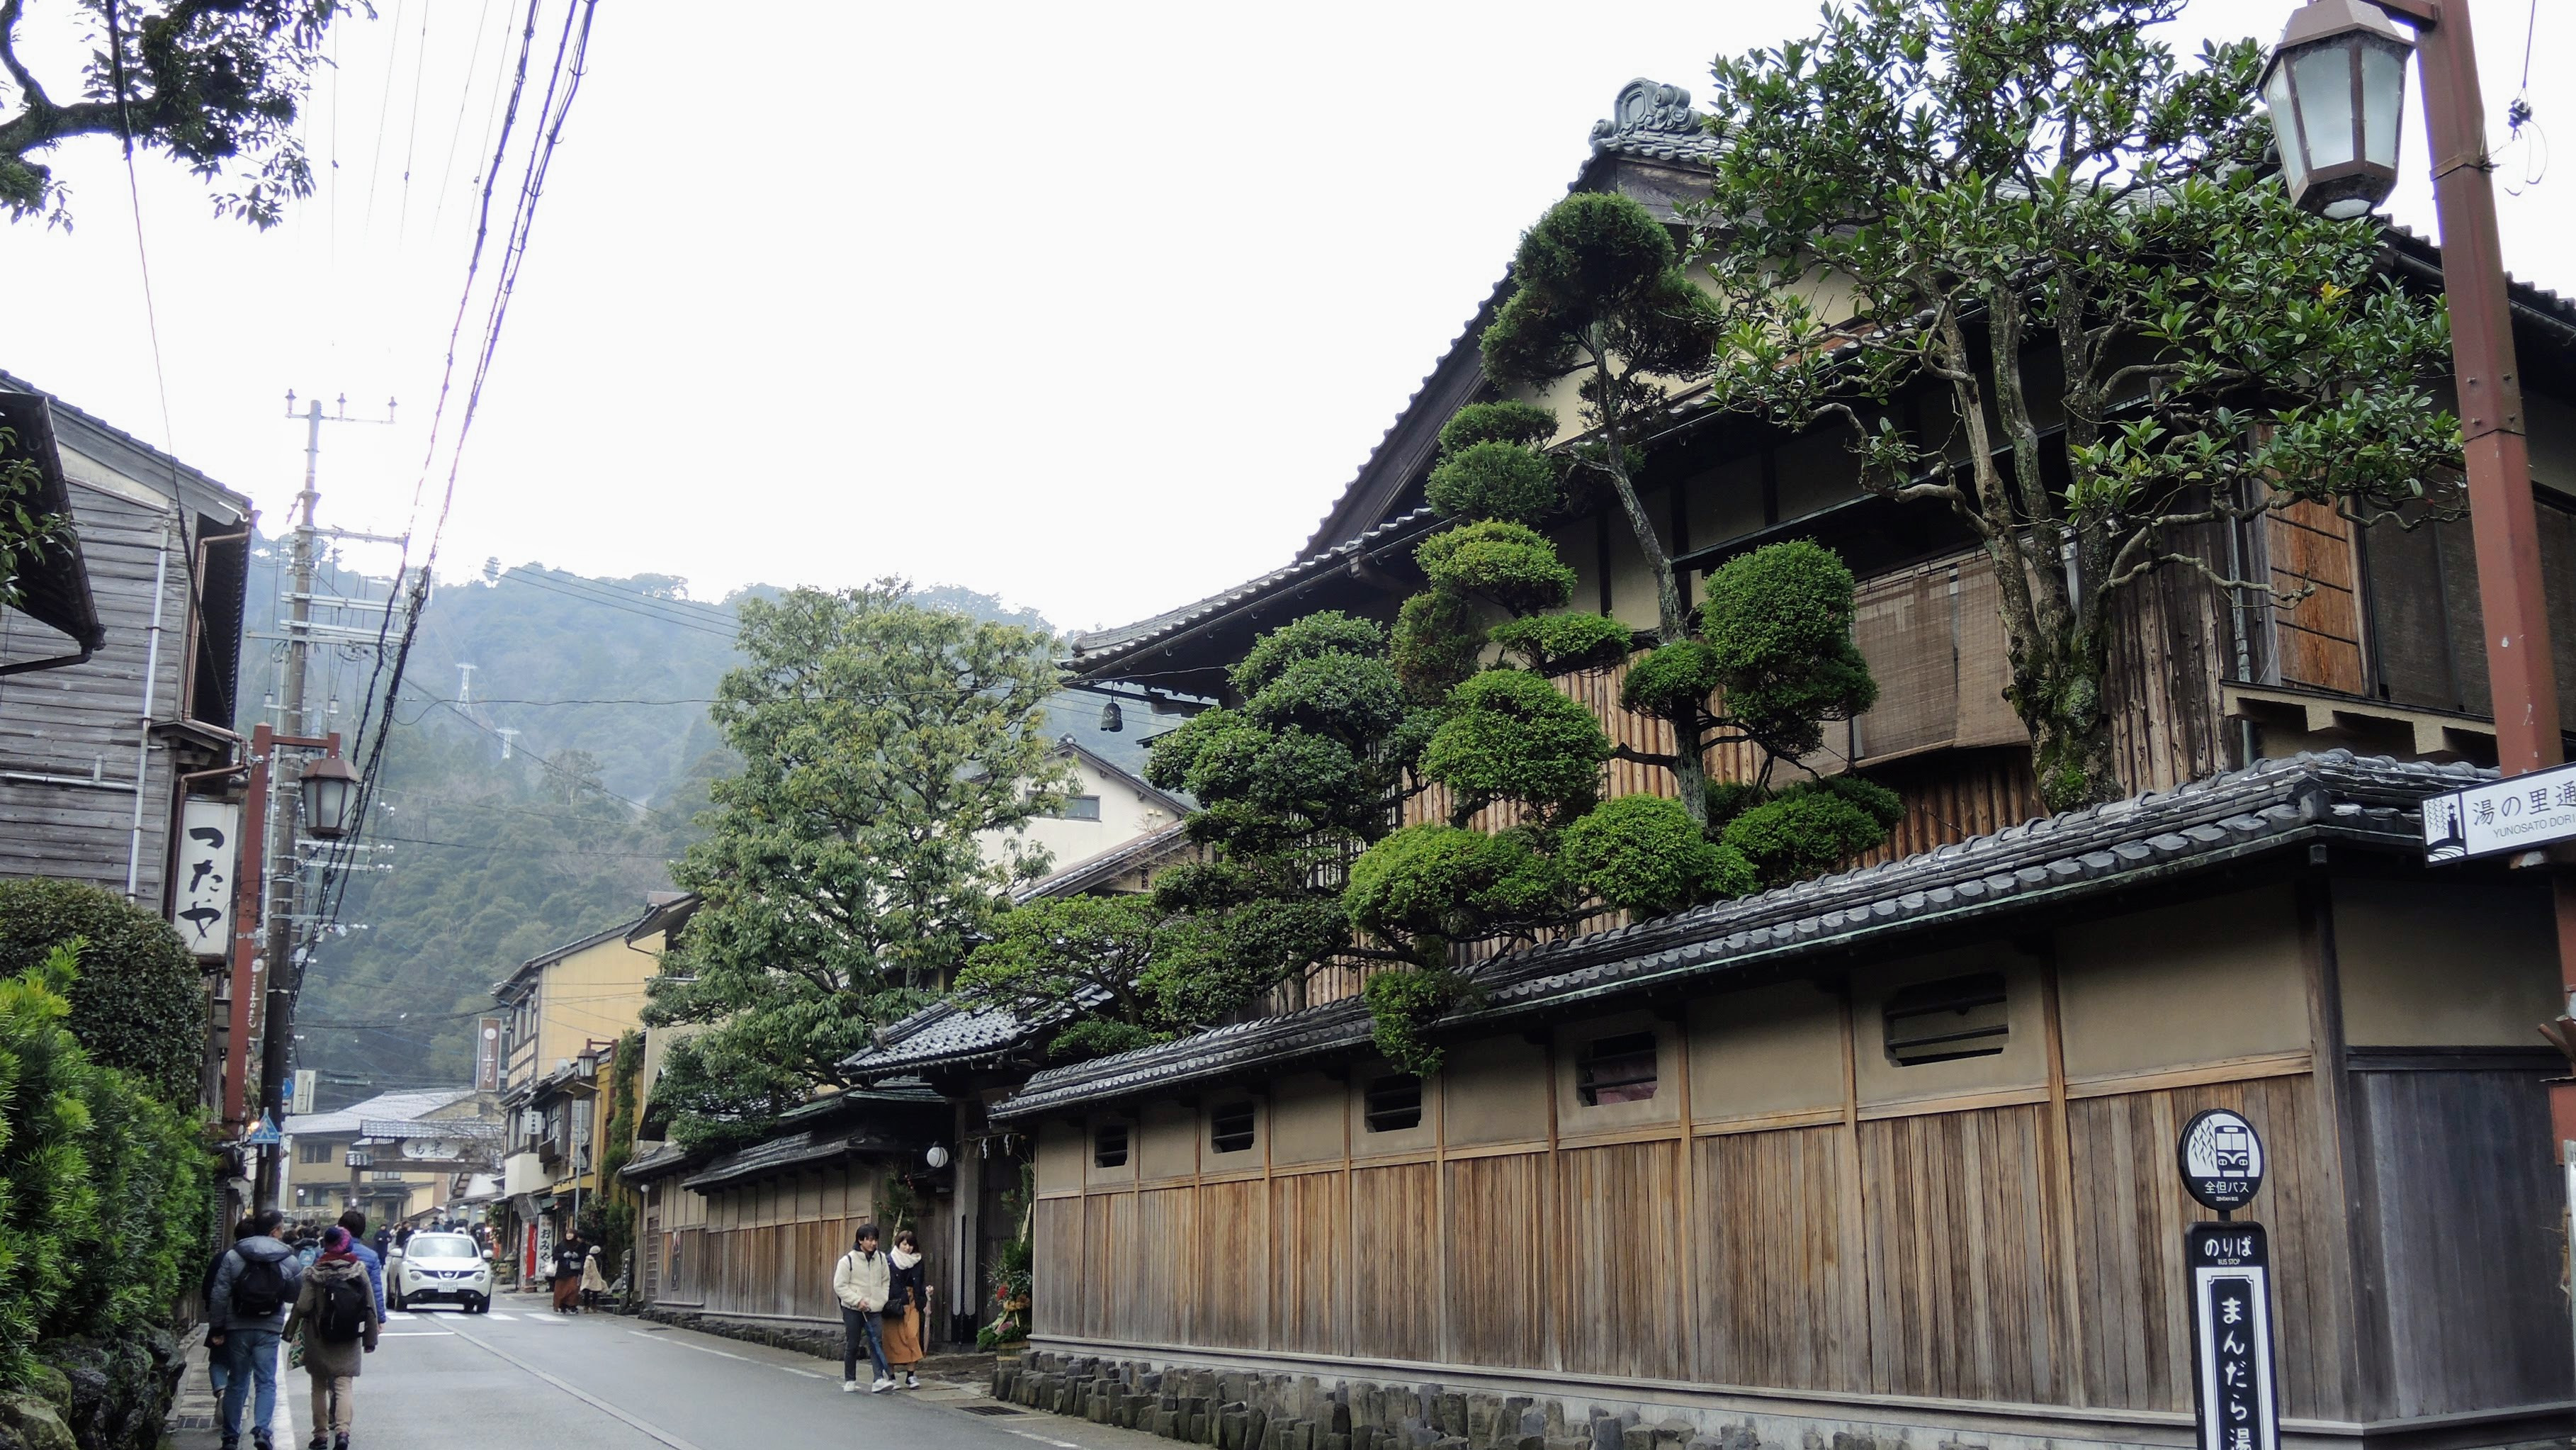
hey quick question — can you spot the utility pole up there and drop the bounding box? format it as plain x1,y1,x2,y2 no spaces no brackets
252,391,394,1209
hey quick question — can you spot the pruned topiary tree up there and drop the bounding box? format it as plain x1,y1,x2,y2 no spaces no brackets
0,878,206,1107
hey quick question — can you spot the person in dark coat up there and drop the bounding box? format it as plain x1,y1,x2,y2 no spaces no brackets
550,1232,587,1313
209,1208,304,1450
200,1217,261,1404
283,1226,380,1450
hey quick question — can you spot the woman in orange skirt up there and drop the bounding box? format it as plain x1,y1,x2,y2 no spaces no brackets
881,1228,931,1388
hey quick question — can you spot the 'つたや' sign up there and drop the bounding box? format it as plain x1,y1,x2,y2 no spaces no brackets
2186,1223,2280,1450
2421,760,2576,862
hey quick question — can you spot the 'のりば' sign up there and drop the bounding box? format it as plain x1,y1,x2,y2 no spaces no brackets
2422,761,2576,862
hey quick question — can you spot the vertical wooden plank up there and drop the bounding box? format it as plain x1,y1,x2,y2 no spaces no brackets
2299,882,2373,1422
2039,958,2089,1407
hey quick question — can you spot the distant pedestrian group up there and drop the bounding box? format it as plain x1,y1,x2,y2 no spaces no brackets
834,1223,932,1395
205,1208,388,1450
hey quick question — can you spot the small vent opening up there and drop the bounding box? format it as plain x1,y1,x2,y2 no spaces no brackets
1577,1031,1659,1106
1209,1102,1257,1154
1364,1074,1423,1133
1883,972,2009,1066
1093,1122,1129,1169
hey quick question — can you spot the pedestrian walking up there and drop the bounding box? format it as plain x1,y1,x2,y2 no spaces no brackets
580,1242,610,1310
833,1223,894,1394
882,1228,932,1388
334,1211,388,1327
208,1208,304,1450
550,1232,587,1313
200,1217,262,1405
283,1227,379,1450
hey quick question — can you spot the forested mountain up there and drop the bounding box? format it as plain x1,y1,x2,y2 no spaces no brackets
237,541,1143,1106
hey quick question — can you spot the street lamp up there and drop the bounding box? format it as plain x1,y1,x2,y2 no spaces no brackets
298,754,362,840
2260,0,2414,218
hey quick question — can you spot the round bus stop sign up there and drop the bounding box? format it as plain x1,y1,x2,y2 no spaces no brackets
2177,1108,2265,1213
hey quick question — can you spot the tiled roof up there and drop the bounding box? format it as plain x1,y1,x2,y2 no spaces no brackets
677,1083,944,1191
286,1088,478,1139
619,1141,694,1183
1066,507,1441,677
1015,820,1197,904
360,1116,502,1142
843,999,1061,1081
993,751,2471,1120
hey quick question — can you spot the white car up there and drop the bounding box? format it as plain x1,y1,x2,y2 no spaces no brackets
390,1232,492,1313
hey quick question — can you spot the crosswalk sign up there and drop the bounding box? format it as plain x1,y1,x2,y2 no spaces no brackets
244,1115,282,1146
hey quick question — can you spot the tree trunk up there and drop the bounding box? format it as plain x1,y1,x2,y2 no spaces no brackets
2006,618,2124,813
1587,339,1709,826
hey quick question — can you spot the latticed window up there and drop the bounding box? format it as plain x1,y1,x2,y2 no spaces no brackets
1883,972,2009,1065
1363,1075,1423,1133
1093,1122,1129,1169
1209,1102,1257,1154
1576,1032,1659,1106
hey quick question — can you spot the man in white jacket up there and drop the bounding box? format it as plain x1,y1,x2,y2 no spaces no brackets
834,1223,895,1393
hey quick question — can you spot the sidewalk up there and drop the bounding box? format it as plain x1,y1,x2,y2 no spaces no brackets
172,1327,297,1446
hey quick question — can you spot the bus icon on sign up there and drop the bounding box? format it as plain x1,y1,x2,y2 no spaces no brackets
2212,1122,2252,1177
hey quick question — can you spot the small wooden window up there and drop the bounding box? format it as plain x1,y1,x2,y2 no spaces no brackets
1883,972,2009,1065
1092,1122,1129,1169
1363,1075,1423,1133
1209,1102,1257,1154
1576,1032,1659,1106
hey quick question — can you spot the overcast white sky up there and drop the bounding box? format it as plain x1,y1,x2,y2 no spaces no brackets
0,1,2566,634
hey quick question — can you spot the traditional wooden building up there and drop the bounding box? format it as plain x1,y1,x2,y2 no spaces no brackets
1003,80,2576,1450
995,751,2563,1449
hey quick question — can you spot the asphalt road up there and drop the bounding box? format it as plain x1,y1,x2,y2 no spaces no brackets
174,1302,1111,1450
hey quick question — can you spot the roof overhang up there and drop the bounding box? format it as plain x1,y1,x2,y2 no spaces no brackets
0,391,102,675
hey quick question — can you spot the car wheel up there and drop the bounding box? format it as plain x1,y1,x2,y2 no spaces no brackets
468,1296,487,1314
389,1290,405,1312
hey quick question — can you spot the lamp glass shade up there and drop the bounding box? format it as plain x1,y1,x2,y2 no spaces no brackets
2262,0,2412,218
300,757,361,840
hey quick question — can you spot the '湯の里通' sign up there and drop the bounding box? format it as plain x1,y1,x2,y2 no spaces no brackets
2422,760,2576,862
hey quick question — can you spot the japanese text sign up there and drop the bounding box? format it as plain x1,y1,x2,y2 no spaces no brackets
2178,1108,2266,1213
2186,1223,2280,1450
170,799,241,958
2422,761,2576,862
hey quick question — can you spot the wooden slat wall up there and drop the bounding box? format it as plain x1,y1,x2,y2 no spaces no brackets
0,487,193,901
1036,1002,2426,1423
2351,1063,2571,1420
2264,502,2367,696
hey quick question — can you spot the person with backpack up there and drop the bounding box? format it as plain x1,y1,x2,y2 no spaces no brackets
832,1223,894,1394
209,1208,303,1450
335,1211,388,1327
200,1217,261,1405
283,1226,379,1450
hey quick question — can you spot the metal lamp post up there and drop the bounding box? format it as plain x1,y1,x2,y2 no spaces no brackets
2265,0,2576,1366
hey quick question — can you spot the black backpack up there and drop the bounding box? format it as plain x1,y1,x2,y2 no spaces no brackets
314,1274,371,1343
234,1252,290,1319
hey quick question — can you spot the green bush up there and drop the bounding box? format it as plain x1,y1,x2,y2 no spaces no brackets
1721,777,1899,887
1346,824,1563,949
1390,588,1484,704
1420,670,1610,818
1488,612,1634,676
1560,794,1755,914
1416,522,1576,616
1228,610,1384,697
1620,640,1727,719
1361,965,1474,1078
1426,442,1557,524
0,879,206,1107
0,945,210,1395
1435,401,1557,456
1700,542,1877,758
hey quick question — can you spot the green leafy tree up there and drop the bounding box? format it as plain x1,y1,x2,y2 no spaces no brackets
0,878,205,1106
953,894,1183,1061
1685,0,2457,809
1479,192,1726,820
643,584,1068,1145
0,0,348,225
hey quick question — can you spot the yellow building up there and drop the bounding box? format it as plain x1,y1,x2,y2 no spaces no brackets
492,893,696,1279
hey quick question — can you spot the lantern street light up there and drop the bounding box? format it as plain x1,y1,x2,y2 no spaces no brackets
2267,0,2576,1370
298,753,363,840
2260,0,2414,218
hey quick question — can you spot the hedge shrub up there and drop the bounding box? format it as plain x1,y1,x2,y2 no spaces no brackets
0,879,205,1107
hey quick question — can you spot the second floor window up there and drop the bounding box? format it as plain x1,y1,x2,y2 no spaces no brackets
1034,794,1102,821
1094,1122,1129,1169
298,1140,334,1164
1209,1102,1257,1154
1364,1075,1423,1133
1577,1033,1660,1106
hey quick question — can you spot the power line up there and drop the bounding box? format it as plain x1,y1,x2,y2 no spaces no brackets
395,0,433,245
370,833,677,860
362,0,409,236
431,0,502,235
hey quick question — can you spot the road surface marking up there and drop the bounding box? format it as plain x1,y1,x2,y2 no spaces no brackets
625,1330,748,1361
380,1330,454,1337
778,1366,827,1379
484,1313,516,1320
386,1313,415,1321
1002,1429,1080,1449
524,1313,563,1324
444,1321,711,1450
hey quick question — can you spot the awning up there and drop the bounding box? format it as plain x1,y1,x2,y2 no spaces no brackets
0,392,101,675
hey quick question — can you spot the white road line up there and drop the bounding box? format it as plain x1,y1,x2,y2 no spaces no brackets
386,1313,416,1321
523,1313,563,1324
444,1322,711,1450
778,1366,827,1379
1002,1428,1080,1449
623,1329,747,1361
483,1312,516,1320
379,1330,455,1337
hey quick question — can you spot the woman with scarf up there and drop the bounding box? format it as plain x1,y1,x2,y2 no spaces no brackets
283,1226,379,1450
881,1228,932,1388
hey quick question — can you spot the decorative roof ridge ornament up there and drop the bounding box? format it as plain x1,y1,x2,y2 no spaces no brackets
1591,78,1701,144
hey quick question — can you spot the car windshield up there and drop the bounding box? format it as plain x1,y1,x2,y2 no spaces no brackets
407,1235,478,1260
